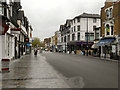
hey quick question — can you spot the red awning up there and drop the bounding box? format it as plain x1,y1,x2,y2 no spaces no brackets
11,28,21,31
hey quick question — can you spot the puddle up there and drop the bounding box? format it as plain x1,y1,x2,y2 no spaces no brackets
66,76,85,88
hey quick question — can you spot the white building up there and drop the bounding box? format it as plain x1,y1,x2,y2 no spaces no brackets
59,13,101,54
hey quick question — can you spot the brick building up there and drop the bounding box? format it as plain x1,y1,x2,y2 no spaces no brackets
44,38,51,50
96,0,120,60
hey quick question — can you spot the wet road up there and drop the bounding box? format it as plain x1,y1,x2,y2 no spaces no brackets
41,52,118,88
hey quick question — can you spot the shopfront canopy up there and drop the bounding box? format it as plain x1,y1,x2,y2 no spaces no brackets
95,38,115,46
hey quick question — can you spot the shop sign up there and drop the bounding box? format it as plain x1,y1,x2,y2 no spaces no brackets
112,45,116,53
11,28,21,34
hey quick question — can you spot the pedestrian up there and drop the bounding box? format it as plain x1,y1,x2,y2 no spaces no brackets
34,48,38,56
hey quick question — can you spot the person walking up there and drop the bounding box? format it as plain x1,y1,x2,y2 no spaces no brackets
34,48,38,56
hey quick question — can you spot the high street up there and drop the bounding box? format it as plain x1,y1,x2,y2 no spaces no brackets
41,52,118,88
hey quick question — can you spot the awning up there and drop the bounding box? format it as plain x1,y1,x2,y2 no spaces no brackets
91,44,98,49
91,41,99,49
11,28,21,34
95,38,115,46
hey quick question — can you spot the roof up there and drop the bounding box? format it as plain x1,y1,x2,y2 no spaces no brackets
74,13,100,19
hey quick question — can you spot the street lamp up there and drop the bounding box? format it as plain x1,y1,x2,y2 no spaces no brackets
65,36,66,53
86,18,88,56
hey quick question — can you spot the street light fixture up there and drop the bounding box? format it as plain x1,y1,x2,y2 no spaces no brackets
86,18,88,56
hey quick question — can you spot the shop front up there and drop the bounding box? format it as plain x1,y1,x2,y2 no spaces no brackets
67,41,94,55
95,38,116,60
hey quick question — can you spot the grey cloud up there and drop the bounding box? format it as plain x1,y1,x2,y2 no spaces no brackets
21,0,106,41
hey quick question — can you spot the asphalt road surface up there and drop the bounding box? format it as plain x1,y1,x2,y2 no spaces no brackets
41,52,118,88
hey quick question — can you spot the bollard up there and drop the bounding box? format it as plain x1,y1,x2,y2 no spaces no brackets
1,59,10,73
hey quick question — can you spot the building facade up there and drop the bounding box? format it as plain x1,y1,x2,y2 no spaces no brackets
96,0,120,60
0,0,33,71
58,13,101,55
44,38,51,51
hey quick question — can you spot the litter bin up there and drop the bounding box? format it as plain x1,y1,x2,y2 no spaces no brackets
1,59,10,73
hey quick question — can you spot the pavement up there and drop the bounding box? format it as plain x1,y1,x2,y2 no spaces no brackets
1,52,70,88
41,52,118,88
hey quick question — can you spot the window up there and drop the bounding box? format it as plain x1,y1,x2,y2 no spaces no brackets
0,3,3,15
106,24,110,35
77,18,80,22
106,8,113,18
71,27,73,33
106,10,109,18
64,36,66,42
96,33,99,39
72,34,75,41
74,26,76,32
90,35,94,41
61,37,63,42
68,35,70,41
93,26,96,31
93,18,97,23
74,19,76,23
111,26,114,35
78,33,80,41
77,25,80,31
110,8,113,18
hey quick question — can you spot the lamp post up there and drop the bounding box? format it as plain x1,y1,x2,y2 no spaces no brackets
86,18,88,56
65,36,66,53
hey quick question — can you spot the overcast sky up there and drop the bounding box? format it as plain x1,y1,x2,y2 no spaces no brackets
21,0,106,41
